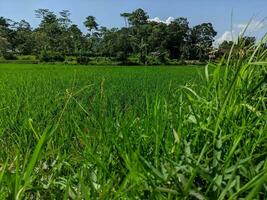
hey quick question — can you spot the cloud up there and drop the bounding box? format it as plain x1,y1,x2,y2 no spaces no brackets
148,16,174,25
166,17,175,25
216,31,233,44
215,19,266,45
147,17,161,23
236,20,265,32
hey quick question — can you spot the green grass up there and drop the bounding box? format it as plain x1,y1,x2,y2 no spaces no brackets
0,51,266,200
0,64,203,199
0,64,202,133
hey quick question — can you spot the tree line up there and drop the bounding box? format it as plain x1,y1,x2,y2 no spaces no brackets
0,8,261,65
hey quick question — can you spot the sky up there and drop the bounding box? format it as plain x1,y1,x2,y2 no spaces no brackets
0,0,266,44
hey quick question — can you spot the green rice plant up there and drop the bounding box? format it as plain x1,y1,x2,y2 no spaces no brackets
174,34,267,199
0,33,266,199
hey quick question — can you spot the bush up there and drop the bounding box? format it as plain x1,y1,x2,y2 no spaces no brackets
39,51,65,62
18,55,36,61
147,51,170,65
3,52,17,60
0,60,38,64
76,55,90,65
116,51,129,65
146,54,161,65
138,53,147,65
89,57,117,65
64,56,77,65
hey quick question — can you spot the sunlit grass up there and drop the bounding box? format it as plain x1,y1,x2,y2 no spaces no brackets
0,37,266,200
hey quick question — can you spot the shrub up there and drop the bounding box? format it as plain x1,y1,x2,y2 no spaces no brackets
89,57,117,65
18,55,36,61
0,60,38,64
64,56,77,65
147,51,170,65
138,53,147,65
146,54,161,65
116,51,129,65
76,55,90,65
3,52,17,60
39,51,65,62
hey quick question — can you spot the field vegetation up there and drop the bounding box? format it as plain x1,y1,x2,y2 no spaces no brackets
0,4,267,200
0,33,266,199
0,8,260,65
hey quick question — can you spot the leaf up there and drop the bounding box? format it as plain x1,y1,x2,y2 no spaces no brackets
16,126,56,200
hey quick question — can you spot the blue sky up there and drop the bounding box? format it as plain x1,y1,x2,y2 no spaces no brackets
0,0,266,43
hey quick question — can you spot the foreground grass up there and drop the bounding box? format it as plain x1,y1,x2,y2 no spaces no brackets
0,54,266,199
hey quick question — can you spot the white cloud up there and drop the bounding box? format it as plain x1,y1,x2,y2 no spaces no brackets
166,17,175,25
215,19,266,45
148,17,161,23
215,31,237,45
236,20,266,32
148,16,174,25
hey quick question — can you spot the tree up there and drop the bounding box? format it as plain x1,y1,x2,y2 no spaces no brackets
59,10,72,29
218,40,234,56
128,8,149,26
0,17,10,29
0,17,12,55
238,36,256,47
34,9,60,52
15,20,35,55
84,16,98,34
34,9,74,61
189,23,217,60
148,22,168,52
0,36,9,56
0,8,224,64
116,30,132,64
236,36,256,58
120,12,131,27
166,17,189,59
67,24,84,55
98,28,119,57
34,9,68,55
106,28,132,64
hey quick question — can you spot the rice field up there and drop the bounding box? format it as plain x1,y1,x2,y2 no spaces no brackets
0,61,266,199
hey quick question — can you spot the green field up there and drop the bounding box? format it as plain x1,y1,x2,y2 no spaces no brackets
0,64,202,138
0,64,202,132
0,63,266,199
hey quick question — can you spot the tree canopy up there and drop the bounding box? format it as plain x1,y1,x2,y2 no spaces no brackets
0,8,260,64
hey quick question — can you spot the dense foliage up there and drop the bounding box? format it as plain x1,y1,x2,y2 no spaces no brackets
0,8,220,64
1,9,263,65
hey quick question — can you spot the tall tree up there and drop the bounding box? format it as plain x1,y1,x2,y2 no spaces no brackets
15,20,35,55
148,22,168,51
67,24,84,55
189,23,217,60
166,17,189,59
128,8,149,26
120,12,131,27
34,9,63,53
0,17,11,55
0,8,223,63
0,17,10,29
84,16,98,34
0,36,9,56
59,10,72,29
